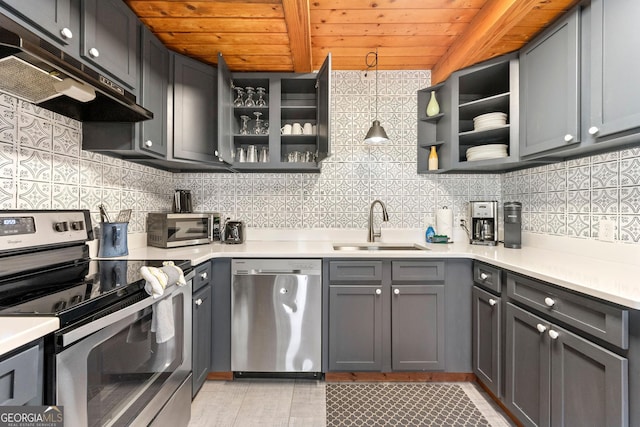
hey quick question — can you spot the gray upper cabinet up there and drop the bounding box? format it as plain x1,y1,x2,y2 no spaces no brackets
171,53,222,164
587,0,640,142
138,26,169,158
81,0,138,89
0,0,79,54
217,53,331,172
519,8,580,158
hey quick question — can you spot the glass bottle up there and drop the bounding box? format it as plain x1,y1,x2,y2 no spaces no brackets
426,91,440,117
428,146,438,170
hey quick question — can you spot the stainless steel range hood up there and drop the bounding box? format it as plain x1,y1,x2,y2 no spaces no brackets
0,13,152,122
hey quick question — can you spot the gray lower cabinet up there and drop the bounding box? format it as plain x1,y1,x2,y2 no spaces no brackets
0,340,43,405
210,258,232,372
505,302,628,427
472,286,501,397
328,260,445,372
192,262,212,396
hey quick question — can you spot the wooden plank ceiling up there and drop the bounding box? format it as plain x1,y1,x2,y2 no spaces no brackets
125,0,578,83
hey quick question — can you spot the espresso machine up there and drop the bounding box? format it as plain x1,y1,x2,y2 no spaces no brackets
470,201,498,246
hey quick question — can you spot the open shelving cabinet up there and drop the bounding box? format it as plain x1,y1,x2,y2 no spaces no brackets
217,53,331,172
418,53,521,173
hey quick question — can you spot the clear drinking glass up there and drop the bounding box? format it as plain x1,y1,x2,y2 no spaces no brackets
233,87,245,108
256,87,267,107
244,87,255,107
240,115,250,135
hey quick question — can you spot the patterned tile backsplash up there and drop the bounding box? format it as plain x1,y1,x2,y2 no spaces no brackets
1,69,639,244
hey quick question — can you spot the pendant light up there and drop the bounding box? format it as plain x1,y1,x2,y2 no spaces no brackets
364,48,390,144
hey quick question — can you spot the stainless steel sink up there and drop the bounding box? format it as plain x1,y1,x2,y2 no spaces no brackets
332,243,430,251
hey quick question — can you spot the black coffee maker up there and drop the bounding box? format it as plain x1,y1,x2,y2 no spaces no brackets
504,202,522,249
470,201,498,246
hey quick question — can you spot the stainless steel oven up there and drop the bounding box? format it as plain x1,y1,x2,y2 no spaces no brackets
54,282,192,427
0,210,194,427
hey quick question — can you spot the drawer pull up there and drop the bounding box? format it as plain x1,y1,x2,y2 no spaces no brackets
144,140,153,147
588,126,599,135
536,324,547,334
480,272,488,280
489,298,497,306
393,288,400,295
548,330,560,340
200,272,208,280
564,134,574,142
375,288,382,295
88,47,100,58
195,298,203,306
544,297,556,307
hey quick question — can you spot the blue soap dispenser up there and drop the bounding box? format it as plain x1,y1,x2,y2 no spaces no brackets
425,225,435,243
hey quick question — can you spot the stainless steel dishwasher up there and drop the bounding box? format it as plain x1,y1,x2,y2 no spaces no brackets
231,259,322,375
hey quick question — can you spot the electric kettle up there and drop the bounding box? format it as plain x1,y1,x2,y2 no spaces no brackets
223,219,245,244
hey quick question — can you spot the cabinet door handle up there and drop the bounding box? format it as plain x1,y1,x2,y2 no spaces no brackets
393,288,400,295
544,297,556,307
480,272,488,280
375,288,382,295
88,47,100,58
144,140,153,147
195,298,203,306
536,323,547,334
489,298,497,306
564,134,574,142
548,330,560,340
588,126,599,135
60,27,73,40
200,272,208,280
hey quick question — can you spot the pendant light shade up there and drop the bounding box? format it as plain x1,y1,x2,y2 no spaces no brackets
364,48,389,144
364,120,389,144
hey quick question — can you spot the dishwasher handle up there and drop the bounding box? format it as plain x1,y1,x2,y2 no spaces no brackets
236,269,304,275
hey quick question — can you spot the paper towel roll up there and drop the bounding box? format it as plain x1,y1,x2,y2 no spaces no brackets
436,207,453,242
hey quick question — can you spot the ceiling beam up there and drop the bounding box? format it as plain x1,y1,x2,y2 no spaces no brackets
431,0,544,84
282,0,312,72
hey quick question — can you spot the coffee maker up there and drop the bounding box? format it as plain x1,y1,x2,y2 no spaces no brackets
470,201,498,246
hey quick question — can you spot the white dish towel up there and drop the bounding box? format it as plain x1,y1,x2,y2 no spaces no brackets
151,297,175,344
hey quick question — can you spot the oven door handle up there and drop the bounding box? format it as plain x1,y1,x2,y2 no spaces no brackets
61,286,175,347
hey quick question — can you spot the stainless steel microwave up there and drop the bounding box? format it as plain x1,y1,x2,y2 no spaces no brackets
147,212,221,248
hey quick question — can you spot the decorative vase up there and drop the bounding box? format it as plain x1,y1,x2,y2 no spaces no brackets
426,91,440,117
428,146,438,171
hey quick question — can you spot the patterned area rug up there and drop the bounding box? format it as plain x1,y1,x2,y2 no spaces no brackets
326,383,495,426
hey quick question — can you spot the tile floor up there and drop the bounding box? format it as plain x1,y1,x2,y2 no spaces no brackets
188,380,514,427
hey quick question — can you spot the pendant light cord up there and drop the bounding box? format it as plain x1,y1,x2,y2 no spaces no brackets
365,49,379,119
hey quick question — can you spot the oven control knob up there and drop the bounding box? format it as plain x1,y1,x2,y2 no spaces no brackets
54,221,70,232
71,221,85,231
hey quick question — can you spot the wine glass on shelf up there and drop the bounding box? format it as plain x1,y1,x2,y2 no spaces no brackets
240,115,250,135
233,87,245,108
254,111,264,135
244,87,256,107
256,87,267,107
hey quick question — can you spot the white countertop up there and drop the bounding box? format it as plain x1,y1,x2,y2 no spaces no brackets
115,229,640,310
0,316,59,357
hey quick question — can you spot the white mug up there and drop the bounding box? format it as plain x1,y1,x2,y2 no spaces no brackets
292,123,303,135
303,122,313,135
281,124,292,135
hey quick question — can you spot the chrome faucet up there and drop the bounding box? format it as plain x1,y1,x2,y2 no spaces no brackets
367,199,389,242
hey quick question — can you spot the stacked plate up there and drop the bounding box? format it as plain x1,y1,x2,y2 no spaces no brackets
473,112,507,131
466,144,508,161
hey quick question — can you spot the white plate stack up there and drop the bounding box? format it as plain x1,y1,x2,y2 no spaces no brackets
473,112,507,131
466,144,508,161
